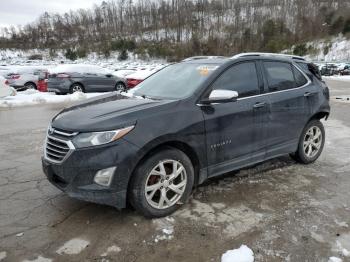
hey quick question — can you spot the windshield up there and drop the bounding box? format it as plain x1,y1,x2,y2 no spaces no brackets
132,63,219,99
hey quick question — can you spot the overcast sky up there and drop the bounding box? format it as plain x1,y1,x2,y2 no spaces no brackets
0,0,105,28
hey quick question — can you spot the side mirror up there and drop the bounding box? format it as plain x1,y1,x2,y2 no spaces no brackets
201,89,238,104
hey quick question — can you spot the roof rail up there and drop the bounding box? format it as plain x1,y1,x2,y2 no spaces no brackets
231,52,306,61
182,56,226,62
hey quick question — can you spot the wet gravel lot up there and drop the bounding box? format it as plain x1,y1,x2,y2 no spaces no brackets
0,79,350,262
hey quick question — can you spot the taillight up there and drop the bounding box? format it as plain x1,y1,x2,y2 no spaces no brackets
57,73,70,78
5,80,9,85
127,79,143,88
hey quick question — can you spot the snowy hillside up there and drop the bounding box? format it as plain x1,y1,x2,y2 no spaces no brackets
304,36,350,62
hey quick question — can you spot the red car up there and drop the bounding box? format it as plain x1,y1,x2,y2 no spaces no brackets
126,70,155,89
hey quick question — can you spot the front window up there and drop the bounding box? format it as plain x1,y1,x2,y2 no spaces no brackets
132,63,219,99
211,62,260,98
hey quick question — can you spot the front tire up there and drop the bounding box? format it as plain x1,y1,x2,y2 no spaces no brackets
115,82,126,92
70,83,85,94
291,120,325,164
129,148,194,218
24,82,37,90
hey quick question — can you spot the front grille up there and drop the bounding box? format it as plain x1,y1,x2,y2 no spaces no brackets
44,128,77,163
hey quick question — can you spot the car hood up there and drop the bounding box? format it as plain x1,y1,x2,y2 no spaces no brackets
52,93,177,132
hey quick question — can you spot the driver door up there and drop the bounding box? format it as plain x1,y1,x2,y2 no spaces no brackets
201,61,269,177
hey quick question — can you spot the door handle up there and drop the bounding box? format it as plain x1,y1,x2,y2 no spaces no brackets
253,102,267,108
304,92,317,97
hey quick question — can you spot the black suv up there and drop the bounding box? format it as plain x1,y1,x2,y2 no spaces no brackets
42,53,330,218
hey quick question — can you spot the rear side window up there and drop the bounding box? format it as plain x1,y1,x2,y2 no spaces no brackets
212,62,260,98
263,62,296,92
297,62,322,81
293,66,308,87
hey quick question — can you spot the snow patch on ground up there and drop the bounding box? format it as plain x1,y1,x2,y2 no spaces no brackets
100,245,121,257
152,217,175,242
221,245,254,262
56,238,90,255
22,256,52,262
303,35,350,62
332,233,350,258
329,257,343,262
332,96,350,103
0,252,6,261
0,90,106,108
324,76,350,82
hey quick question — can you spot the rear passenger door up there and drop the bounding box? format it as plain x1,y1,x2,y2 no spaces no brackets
202,61,269,177
262,61,312,157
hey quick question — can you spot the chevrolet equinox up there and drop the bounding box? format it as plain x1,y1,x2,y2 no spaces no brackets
42,53,330,218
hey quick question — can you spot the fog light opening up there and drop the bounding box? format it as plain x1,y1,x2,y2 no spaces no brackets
94,167,116,187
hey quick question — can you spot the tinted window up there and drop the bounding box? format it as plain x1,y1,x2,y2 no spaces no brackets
296,62,316,80
293,66,308,87
264,62,296,91
212,62,259,98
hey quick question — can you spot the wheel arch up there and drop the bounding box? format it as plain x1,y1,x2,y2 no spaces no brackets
116,81,126,87
24,81,37,89
308,111,330,122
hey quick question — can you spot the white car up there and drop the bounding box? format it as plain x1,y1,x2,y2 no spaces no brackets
0,76,16,98
4,66,48,91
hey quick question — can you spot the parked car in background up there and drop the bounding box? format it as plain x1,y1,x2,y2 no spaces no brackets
43,53,330,218
47,64,127,94
340,65,350,75
320,64,339,76
4,66,48,91
126,70,157,89
0,76,16,98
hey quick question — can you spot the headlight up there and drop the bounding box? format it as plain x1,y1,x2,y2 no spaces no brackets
72,126,134,148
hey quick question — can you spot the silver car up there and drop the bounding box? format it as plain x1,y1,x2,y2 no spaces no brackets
4,66,48,91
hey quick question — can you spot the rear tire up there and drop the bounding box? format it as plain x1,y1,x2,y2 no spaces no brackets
24,82,37,90
129,148,194,218
291,120,325,164
70,83,85,94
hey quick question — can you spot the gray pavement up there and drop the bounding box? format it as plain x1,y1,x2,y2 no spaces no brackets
0,79,350,262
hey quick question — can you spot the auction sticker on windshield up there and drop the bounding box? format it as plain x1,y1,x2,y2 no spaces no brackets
197,65,219,76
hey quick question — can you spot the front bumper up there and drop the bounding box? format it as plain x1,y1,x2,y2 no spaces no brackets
42,139,140,208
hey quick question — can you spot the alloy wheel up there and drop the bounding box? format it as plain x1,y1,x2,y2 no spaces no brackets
144,160,187,210
25,83,36,90
303,126,323,158
72,85,83,93
116,83,126,92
